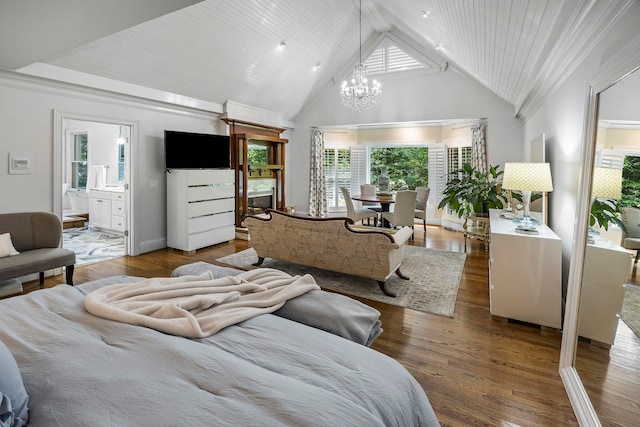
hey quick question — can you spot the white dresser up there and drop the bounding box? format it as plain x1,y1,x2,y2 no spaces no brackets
89,188,125,232
578,235,632,346
488,209,562,328
167,169,235,253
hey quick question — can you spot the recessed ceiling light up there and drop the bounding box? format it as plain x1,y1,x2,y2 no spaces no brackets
422,10,431,19
435,43,444,50
279,40,287,49
312,62,321,71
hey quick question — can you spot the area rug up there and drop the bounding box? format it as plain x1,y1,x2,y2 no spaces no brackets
63,227,125,265
215,246,467,317
620,284,640,339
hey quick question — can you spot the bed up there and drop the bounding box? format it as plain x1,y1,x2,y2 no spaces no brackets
0,262,439,427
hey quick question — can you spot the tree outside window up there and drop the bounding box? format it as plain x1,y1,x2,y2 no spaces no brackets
621,155,640,207
369,147,428,190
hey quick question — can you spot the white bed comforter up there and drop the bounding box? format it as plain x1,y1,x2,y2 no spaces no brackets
84,268,319,338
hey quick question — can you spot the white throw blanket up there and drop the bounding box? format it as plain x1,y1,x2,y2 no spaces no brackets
84,268,320,338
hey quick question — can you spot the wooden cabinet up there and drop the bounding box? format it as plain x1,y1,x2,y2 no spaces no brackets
488,209,562,328
90,189,125,232
167,169,235,252
578,236,633,346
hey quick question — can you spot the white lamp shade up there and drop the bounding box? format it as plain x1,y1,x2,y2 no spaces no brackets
592,167,622,200
502,162,553,192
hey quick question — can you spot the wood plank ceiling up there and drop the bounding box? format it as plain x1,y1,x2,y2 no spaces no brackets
8,0,629,121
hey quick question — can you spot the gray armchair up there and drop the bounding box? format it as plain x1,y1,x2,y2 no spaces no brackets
620,206,640,264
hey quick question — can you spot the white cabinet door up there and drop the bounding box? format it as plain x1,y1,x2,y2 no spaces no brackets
488,209,562,329
90,196,112,229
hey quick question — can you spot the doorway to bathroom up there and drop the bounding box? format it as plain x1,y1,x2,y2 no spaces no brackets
56,115,133,265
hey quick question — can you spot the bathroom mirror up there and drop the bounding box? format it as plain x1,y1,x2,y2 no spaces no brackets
560,44,640,425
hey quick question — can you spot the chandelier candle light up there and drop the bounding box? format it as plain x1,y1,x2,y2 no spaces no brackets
340,0,382,111
501,162,553,234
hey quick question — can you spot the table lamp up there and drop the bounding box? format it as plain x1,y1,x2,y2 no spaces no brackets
589,167,622,238
592,167,622,200
501,162,553,234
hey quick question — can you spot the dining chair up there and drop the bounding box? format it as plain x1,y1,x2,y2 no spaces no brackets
340,187,378,226
381,190,418,238
620,206,640,265
360,184,382,226
414,186,430,232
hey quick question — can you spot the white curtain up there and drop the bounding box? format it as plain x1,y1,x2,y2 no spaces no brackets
308,130,327,217
471,122,487,174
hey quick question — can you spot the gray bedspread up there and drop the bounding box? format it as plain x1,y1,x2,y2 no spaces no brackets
0,270,439,427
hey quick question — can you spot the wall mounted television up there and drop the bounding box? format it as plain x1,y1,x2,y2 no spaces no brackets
164,130,231,170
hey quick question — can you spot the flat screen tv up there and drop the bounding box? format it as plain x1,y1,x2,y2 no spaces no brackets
164,130,231,170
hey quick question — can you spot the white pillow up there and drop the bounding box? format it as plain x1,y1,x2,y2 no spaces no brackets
0,233,19,258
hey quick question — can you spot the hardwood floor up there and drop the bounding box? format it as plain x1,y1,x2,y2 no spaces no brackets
35,225,583,426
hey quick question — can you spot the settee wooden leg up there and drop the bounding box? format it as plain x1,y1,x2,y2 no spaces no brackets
253,257,265,266
376,280,396,298
39,272,45,288
66,265,75,286
396,267,410,281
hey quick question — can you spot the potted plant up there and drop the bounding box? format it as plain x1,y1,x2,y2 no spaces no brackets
590,198,625,231
438,163,506,217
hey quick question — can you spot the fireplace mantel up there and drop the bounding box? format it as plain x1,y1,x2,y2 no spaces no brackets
224,119,288,226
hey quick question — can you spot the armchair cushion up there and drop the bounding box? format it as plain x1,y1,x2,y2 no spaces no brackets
0,234,19,258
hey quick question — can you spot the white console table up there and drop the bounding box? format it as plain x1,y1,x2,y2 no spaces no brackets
488,209,562,328
578,234,632,346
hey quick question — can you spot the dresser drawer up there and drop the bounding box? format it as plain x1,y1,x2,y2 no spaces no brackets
112,200,125,216
188,198,234,218
188,184,234,202
188,212,235,234
111,216,125,232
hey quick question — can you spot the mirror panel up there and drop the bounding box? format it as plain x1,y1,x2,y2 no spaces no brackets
561,49,640,425
573,68,640,426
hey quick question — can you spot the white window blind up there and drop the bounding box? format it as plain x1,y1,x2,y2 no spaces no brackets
324,146,352,210
350,146,367,193
428,146,446,217
598,149,625,169
364,41,425,75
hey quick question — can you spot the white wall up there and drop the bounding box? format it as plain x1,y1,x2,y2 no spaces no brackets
0,70,220,255
289,66,525,214
523,0,640,293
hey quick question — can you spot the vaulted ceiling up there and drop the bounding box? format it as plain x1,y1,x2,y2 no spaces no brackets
1,0,631,121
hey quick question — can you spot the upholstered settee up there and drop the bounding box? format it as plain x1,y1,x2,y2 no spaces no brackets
0,212,76,290
242,209,413,297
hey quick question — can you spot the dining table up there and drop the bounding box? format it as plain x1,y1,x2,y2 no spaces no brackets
351,193,395,227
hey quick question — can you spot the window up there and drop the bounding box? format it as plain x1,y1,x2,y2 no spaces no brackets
117,143,125,183
369,146,429,190
71,133,88,190
447,146,473,175
324,144,431,213
364,41,425,75
621,154,640,207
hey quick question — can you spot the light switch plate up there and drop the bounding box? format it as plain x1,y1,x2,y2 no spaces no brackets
8,153,32,174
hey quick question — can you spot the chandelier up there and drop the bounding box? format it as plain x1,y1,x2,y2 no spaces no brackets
339,0,381,111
